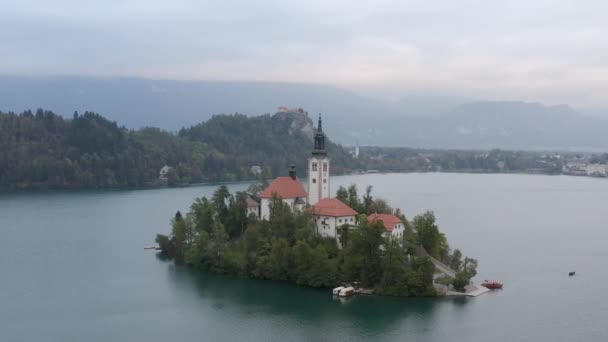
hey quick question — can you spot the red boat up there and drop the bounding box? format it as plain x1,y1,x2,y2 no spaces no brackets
481,280,503,289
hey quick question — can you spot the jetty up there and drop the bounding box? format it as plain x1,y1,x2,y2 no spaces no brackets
446,283,491,297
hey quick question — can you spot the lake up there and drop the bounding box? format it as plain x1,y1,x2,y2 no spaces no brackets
1,173,607,341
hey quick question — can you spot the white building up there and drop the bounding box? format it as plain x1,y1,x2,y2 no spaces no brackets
246,196,260,218
308,114,330,206
368,213,406,240
159,165,171,181
258,166,308,220
584,164,608,177
311,198,358,244
250,165,262,176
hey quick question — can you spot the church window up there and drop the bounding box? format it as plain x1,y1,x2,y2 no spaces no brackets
323,179,327,183
323,162,327,171
312,178,316,183
312,162,318,171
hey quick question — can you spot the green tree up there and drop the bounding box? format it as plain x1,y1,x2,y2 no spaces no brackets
347,184,361,212
362,185,373,214
191,197,215,234
268,195,296,242
212,185,231,225
226,191,248,238
412,211,448,260
308,245,337,287
269,238,292,280
171,211,187,263
292,240,314,285
336,186,348,203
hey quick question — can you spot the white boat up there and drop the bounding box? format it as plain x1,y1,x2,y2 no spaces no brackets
339,287,355,297
332,286,345,295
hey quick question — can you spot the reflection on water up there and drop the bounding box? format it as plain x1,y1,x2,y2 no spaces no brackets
164,262,455,339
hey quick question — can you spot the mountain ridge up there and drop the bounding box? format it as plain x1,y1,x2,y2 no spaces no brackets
2,75,608,150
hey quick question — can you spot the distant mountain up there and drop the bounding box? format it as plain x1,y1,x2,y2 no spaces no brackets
2,75,608,150
341,101,608,151
0,75,390,132
577,106,608,119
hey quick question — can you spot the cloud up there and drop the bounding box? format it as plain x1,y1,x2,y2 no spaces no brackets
1,0,608,105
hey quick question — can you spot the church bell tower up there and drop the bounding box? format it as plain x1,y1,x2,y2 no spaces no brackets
308,114,330,205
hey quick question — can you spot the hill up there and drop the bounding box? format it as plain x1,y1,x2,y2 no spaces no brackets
0,109,359,190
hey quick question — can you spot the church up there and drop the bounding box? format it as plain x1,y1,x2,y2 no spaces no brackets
252,114,404,246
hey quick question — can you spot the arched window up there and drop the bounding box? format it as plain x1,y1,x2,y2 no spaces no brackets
312,178,316,183
312,162,318,171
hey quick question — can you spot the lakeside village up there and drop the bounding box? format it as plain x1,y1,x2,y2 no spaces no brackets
155,115,492,298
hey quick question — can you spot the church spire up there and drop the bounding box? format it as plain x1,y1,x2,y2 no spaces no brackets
312,113,326,156
317,113,323,132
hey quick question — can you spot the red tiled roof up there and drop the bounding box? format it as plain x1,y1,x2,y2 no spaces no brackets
259,176,308,199
312,198,358,217
368,213,402,232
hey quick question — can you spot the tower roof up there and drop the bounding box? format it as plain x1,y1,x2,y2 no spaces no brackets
312,113,327,156
311,198,358,217
259,176,308,199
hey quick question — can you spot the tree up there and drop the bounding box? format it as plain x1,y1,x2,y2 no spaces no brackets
347,184,361,212
292,240,314,285
166,168,179,187
368,198,392,214
378,239,409,296
268,195,296,242
336,186,348,203
448,249,463,271
155,234,173,256
212,185,231,224
269,238,292,280
452,257,478,292
171,211,187,263
408,257,436,296
226,191,248,238
362,185,373,214
191,197,215,234
338,224,351,249
307,245,336,287
342,216,384,286
412,211,448,260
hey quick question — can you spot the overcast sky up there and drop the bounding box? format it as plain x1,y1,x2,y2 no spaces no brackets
2,0,608,105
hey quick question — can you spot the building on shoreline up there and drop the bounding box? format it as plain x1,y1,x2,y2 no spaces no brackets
311,197,358,244
368,213,406,240
257,165,307,220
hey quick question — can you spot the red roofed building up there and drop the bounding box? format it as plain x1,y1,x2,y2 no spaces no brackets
259,166,308,220
311,198,358,245
368,213,406,239
259,176,308,199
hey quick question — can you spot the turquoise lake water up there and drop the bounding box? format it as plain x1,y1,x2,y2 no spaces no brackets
1,173,607,341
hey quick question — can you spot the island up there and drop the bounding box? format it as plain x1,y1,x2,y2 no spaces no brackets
155,116,478,297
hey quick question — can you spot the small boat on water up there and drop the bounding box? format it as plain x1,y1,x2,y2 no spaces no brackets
332,286,345,296
569,271,576,276
339,287,355,297
481,280,503,289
